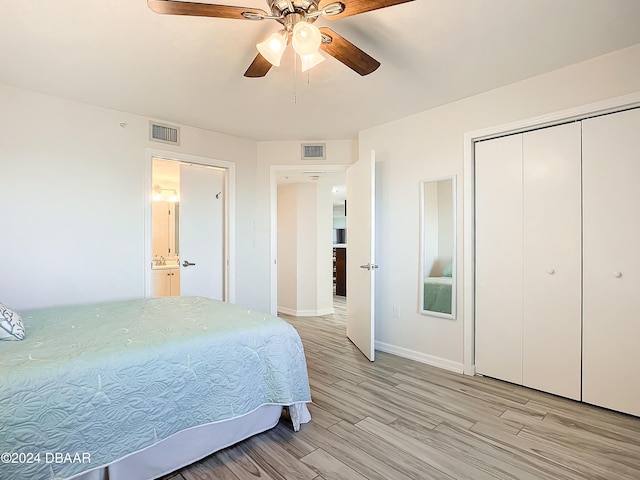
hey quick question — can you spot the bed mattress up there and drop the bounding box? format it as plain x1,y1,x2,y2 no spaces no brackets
0,296,311,480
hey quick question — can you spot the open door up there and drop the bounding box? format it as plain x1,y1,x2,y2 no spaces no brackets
179,163,225,300
346,151,376,361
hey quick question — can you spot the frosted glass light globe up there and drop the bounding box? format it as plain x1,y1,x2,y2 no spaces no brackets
292,22,322,56
256,30,288,67
301,51,325,72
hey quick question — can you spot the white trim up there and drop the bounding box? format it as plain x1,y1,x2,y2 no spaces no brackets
375,341,464,374
145,148,237,303
463,92,640,377
269,164,349,315
277,307,335,317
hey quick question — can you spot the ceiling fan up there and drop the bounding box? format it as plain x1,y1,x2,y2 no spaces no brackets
147,0,415,77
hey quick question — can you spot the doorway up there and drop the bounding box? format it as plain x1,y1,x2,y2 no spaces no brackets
270,165,347,317
270,152,377,361
145,150,236,302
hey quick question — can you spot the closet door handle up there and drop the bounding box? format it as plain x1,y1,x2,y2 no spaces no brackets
613,271,622,278
547,268,555,275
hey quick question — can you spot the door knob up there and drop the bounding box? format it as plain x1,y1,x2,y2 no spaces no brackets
182,261,196,267
547,268,555,275
360,263,379,271
613,271,622,278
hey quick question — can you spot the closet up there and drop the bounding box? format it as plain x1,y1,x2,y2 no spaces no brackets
475,107,640,416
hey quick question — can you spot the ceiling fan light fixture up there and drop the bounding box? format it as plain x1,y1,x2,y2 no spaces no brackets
256,30,288,67
292,21,322,56
300,50,325,72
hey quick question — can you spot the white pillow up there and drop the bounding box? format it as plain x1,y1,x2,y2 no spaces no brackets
0,303,25,341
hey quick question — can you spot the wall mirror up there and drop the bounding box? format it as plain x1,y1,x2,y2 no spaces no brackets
419,176,456,319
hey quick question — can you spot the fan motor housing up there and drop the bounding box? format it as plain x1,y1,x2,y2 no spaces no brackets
269,0,319,19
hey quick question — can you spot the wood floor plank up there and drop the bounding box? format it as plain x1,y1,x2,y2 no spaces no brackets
300,448,369,480
241,429,318,480
334,378,442,430
470,417,632,480
327,420,455,480
432,421,586,480
187,444,267,480
357,378,476,429
265,421,318,459
294,419,417,480
311,379,399,424
305,402,342,429
392,372,542,419
355,416,499,480
503,408,640,460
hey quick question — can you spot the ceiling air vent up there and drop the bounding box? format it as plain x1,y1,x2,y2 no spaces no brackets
301,143,326,160
150,121,180,146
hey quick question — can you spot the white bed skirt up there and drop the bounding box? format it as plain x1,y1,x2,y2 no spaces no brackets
71,404,308,480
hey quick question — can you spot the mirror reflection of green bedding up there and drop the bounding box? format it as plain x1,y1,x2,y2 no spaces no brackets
423,277,452,314
0,296,311,480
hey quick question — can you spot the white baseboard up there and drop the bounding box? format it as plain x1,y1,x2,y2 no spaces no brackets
278,306,335,317
375,341,464,374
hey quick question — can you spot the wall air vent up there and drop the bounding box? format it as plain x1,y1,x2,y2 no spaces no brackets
150,121,180,145
301,143,326,160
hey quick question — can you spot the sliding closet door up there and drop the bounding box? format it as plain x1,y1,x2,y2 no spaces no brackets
475,134,523,384
582,108,640,416
522,123,582,400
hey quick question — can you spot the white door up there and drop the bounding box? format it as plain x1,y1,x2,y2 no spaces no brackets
346,151,376,361
522,123,582,400
582,107,640,416
475,134,524,384
179,164,225,300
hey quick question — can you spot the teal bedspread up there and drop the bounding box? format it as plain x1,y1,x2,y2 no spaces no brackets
0,296,311,480
423,277,452,315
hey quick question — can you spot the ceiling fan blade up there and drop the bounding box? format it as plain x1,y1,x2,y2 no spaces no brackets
244,53,273,78
319,28,380,76
147,0,268,20
320,0,415,20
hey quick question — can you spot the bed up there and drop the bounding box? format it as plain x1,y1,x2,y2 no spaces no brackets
0,296,311,480
423,276,452,314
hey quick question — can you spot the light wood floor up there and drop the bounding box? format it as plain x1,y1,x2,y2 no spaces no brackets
166,297,640,479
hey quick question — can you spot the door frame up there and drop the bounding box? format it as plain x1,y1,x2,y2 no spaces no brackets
145,148,236,302
462,92,640,377
269,164,349,316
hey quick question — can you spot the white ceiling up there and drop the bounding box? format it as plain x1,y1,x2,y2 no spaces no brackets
1,1,639,141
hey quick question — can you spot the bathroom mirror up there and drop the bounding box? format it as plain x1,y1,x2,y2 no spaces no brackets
419,176,456,319
151,201,180,258
151,158,181,263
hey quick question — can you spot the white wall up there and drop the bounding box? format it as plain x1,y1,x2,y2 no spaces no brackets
360,43,640,372
315,183,334,313
277,184,298,311
297,184,320,313
0,84,261,311
277,182,334,316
